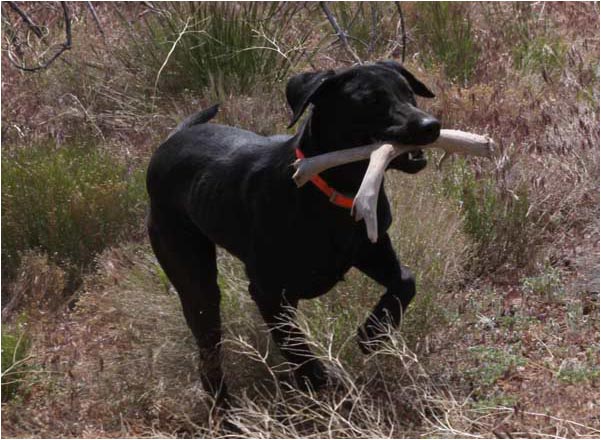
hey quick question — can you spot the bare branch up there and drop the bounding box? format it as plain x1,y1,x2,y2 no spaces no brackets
153,17,191,99
85,1,104,37
319,2,362,65
394,2,406,62
6,1,43,38
368,3,377,56
7,1,72,72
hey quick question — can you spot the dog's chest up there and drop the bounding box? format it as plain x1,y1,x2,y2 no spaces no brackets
280,219,363,298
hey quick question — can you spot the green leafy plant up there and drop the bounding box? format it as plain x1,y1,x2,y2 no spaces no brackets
467,346,526,387
1,143,146,286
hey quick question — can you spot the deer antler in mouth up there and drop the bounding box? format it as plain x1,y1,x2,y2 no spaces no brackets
292,129,495,242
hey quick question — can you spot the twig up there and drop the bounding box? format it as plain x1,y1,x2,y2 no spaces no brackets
394,1,406,62
85,1,104,37
153,17,191,99
319,2,362,65
6,1,72,72
368,3,377,56
6,1,43,38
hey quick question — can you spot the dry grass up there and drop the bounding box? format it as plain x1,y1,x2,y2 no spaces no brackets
3,243,597,438
1,2,599,438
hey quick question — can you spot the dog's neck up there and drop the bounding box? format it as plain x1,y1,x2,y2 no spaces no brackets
296,111,372,194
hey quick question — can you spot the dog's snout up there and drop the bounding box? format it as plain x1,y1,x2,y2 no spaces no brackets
407,115,441,144
418,117,441,137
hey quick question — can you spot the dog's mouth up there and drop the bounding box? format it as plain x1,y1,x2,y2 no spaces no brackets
371,136,425,162
406,149,425,161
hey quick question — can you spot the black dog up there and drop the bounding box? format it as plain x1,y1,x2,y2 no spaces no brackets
146,61,440,400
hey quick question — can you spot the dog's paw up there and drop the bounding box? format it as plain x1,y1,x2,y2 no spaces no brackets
294,359,329,391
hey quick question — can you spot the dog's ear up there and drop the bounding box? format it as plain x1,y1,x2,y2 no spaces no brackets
286,70,337,128
377,61,436,98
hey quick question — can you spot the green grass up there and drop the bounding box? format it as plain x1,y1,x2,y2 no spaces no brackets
513,35,567,78
415,2,479,84
1,321,31,402
504,4,568,79
124,3,312,95
1,143,146,286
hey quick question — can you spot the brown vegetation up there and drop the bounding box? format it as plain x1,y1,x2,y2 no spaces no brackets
1,2,599,438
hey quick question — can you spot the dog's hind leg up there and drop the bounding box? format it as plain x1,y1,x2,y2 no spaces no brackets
249,283,328,390
352,233,416,353
148,212,227,402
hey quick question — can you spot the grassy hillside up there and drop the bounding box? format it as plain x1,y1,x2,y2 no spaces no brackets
1,2,599,437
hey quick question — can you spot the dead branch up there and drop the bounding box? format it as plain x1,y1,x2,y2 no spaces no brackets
368,4,377,56
85,1,104,37
6,1,72,72
6,1,44,38
319,2,363,65
394,2,406,62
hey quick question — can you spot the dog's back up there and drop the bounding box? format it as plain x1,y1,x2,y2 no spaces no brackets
146,106,297,260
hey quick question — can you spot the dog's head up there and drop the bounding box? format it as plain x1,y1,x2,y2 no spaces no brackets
286,61,439,174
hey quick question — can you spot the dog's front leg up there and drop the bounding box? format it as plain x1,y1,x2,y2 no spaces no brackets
352,234,416,353
249,283,328,390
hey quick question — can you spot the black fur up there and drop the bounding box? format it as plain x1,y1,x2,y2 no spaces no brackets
146,61,440,400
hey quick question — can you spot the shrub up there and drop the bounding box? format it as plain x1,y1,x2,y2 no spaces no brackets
122,2,312,95
441,158,536,274
467,346,526,387
1,143,146,286
2,252,67,322
328,3,401,61
414,2,480,84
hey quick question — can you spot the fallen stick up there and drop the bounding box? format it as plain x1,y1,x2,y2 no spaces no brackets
292,129,494,187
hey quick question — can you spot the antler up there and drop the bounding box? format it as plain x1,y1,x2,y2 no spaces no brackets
292,129,494,188
292,129,495,242
351,143,397,243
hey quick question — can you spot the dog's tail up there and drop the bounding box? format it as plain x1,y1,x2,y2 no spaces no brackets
166,104,219,139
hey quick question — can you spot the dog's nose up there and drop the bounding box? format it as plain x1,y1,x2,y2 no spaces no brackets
416,116,441,138
407,116,440,144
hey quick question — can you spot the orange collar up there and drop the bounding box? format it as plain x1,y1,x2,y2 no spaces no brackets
295,148,354,209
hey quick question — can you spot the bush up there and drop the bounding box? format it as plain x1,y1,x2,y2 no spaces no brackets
442,159,535,274
2,252,67,322
414,2,480,84
1,143,146,286
122,2,311,95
